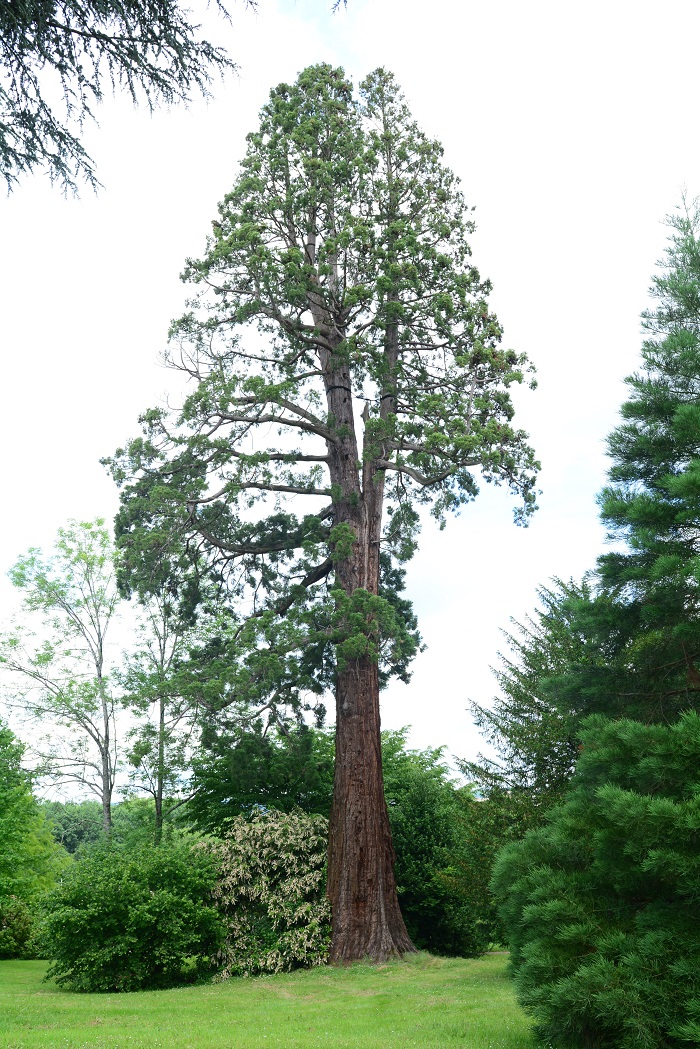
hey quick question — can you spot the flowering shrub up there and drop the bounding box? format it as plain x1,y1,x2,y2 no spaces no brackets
208,809,331,977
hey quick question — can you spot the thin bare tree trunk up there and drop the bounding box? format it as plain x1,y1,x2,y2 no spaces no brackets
155,692,165,846
98,673,113,837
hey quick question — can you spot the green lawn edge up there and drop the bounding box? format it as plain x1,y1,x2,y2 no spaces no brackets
0,952,534,1049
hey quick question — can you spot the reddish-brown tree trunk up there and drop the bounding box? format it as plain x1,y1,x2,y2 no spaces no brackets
322,378,415,962
310,231,413,961
328,657,415,961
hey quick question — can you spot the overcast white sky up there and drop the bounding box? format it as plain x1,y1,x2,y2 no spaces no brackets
0,0,697,766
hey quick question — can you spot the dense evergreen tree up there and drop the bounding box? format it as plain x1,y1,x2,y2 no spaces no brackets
107,64,538,960
540,203,700,730
492,714,700,1049
464,578,595,816
0,0,237,190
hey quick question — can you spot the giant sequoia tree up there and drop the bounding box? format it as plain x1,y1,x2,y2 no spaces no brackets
108,64,538,961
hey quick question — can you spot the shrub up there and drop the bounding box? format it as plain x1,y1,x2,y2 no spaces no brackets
0,897,37,958
40,841,224,991
208,809,330,977
441,790,539,955
491,713,700,1049
382,731,489,956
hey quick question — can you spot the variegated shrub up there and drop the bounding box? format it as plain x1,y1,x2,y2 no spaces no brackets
208,809,331,978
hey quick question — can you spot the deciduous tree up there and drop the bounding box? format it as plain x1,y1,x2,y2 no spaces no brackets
118,596,201,845
0,719,64,902
108,64,538,961
0,520,120,833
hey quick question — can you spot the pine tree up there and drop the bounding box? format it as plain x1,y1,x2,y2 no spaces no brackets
464,578,594,815
584,200,700,722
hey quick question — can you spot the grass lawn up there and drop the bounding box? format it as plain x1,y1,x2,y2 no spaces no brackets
0,952,534,1049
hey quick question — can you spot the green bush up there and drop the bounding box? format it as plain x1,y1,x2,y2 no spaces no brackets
0,896,37,958
382,731,490,956
208,809,330,977
441,789,540,955
491,713,700,1049
40,841,224,991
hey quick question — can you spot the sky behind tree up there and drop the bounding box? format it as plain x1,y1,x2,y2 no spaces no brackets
0,0,696,764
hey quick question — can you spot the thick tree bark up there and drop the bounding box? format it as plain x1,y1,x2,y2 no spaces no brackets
328,657,415,961
321,339,414,962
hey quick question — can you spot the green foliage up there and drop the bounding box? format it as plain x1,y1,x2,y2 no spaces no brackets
40,800,104,854
443,790,541,956
491,713,700,1049
0,721,66,908
0,722,67,960
40,841,224,992
0,897,36,960
48,800,105,850
42,798,188,853
464,579,596,817
190,724,335,831
207,809,331,977
0,0,236,191
381,731,485,957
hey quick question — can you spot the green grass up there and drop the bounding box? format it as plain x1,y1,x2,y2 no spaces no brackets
0,952,534,1049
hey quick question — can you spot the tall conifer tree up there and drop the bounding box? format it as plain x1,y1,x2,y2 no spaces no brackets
574,200,700,722
108,64,538,961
